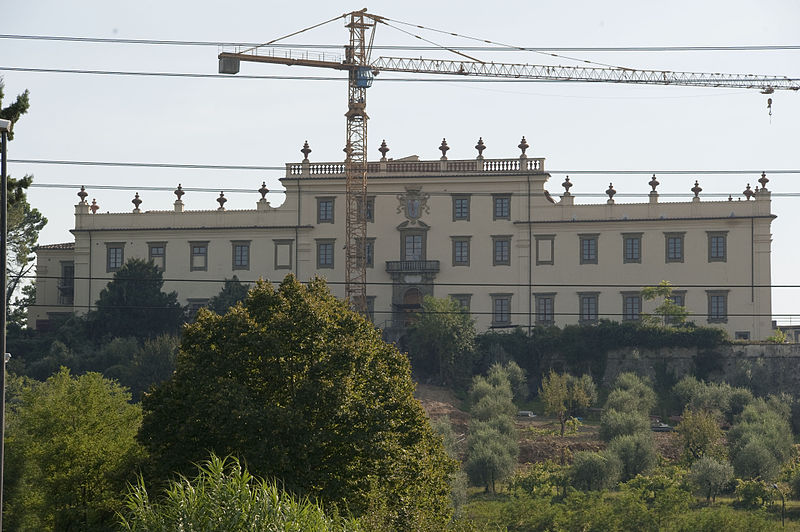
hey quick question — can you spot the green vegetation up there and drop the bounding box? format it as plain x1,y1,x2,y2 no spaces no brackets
406,295,476,388
5,369,143,530
539,370,596,436
139,275,455,530
120,455,361,531
465,364,519,493
207,275,250,315
89,258,184,340
640,280,689,327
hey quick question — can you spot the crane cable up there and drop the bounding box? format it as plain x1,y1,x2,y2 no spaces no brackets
238,12,347,55
381,15,636,71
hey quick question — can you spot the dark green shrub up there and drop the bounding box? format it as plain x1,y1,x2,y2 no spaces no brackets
569,451,621,491
607,432,658,481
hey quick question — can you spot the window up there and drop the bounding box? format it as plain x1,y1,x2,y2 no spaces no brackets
535,293,555,325
735,331,751,340
58,261,74,305
622,293,642,321
357,237,375,268
491,294,512,326
317,197,334,223
493,194,511,220
450,294,472,313
317,239,335,269
274,239,293,270
148,242,166,271
187,298,209,317
667,291,686,325
365,196,375,222
232,241,250,270
579,293,599,324
535,235,555,265
366,296,376,322
452,237,470,266
707,290,728,323
708,231,727,262
669,292,686,308
665,232,685,263
401,232,426,261
365,238,375,268
190,242,208,271
493,236,511,266
452,195,470,221
579,234,598,264
106,243,124,272
622,233,642,264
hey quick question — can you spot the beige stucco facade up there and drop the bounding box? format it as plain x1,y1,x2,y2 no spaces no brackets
32,148,775,340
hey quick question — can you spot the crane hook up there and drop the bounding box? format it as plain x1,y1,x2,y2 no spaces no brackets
767,97,773,122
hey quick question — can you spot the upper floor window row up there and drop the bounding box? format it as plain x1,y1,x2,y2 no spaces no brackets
532,232,728,266
105,239,296,273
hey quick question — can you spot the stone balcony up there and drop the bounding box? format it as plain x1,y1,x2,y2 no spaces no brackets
385,260,440,274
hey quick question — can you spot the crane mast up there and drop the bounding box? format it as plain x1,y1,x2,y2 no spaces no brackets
343,11,372,313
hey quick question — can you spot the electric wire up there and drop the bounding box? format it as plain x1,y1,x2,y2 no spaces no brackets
24,274,800,289
6,66,798,87
2,34,799,52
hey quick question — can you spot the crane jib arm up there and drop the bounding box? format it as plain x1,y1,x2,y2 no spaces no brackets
371,56,800,91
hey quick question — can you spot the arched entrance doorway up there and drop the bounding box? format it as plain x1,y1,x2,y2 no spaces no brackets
402,287,422,326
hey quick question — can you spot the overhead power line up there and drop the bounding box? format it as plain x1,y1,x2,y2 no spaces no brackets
6,67,798,87
24,274,800,289
2,34,799,52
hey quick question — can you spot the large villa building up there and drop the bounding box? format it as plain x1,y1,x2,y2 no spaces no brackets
32,138,775,340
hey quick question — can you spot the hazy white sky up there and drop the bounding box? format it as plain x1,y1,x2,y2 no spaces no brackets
2,0,799,320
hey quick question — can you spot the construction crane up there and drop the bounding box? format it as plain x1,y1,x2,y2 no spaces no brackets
218,9,799,311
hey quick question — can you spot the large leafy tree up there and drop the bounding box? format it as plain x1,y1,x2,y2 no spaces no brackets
4,369,144,531
139,275,455,529
406,295,475,387
90,258,183,340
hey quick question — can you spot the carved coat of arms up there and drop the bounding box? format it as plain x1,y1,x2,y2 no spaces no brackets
396,188,430,224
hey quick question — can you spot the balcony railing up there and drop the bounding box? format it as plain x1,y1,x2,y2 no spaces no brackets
385,260,440,273
287,157,545,177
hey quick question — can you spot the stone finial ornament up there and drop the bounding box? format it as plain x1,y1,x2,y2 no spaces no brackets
728,194,733,201
259,182,269,200
301,140,312,162
743,184,754,200
439,138,449,160
606,183,616,202
217,191,227,210
691,180,702,198
378,139,389,160
562,176,573,195
90,199,99,214
758,171,769,191
475,137,486,159
132,192,142,212
174,184,185,201
518,136,529,156
649,174,660,192
77,186,88,204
